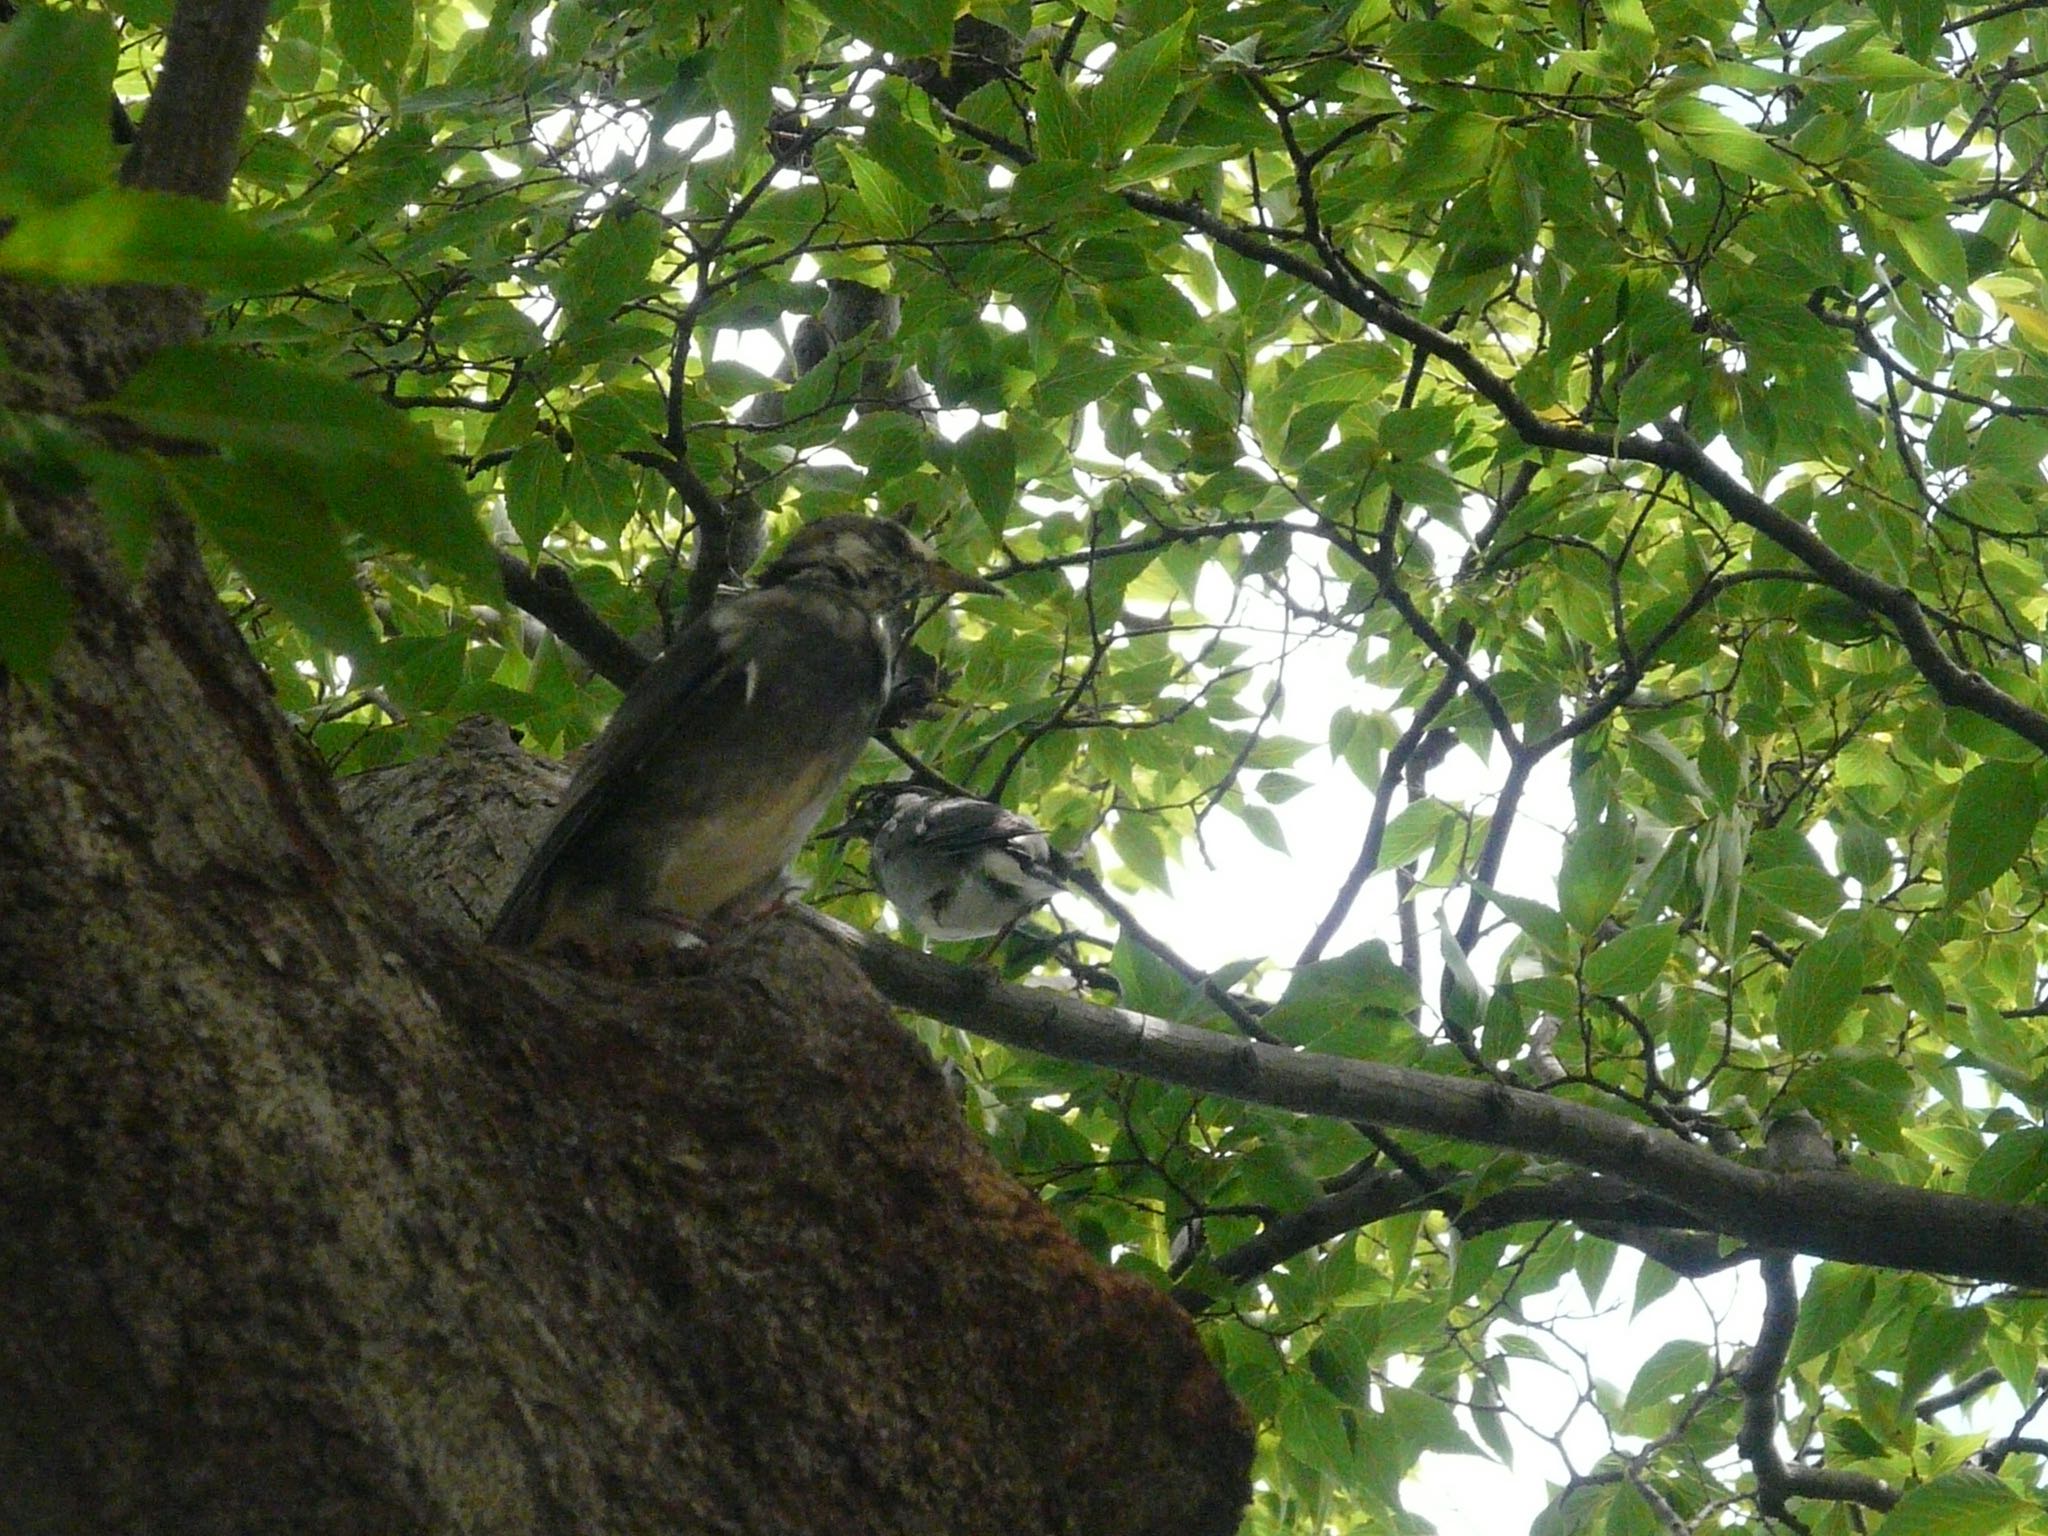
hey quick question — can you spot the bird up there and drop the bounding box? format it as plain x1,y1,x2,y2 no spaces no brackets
489,516,1000,951
1762,1109,1844,1173
846,782,1064,942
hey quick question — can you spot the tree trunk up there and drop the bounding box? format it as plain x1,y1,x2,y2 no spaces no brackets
0,290,1249,1535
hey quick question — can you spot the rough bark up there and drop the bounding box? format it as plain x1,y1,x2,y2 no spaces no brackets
0,272,1249,1536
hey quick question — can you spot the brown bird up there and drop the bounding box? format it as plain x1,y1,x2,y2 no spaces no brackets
489,516,998,950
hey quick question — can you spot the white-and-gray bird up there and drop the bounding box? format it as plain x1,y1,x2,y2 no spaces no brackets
848,783,1064,941
489,517,998,950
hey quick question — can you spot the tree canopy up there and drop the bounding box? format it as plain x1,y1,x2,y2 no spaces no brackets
10,0,2048,1528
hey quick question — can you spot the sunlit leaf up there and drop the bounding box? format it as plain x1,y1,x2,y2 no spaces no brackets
1558,816,1634,935
0,188,335,290
1648,97,1805,189
1091,16,1190,155
1581,920,1678,996
331,0,415,106
1383,19,1489,81
0,7,118,209
1774,924,1866,1053
102,347,494,588
155,454,378,658
1947,760,2042,903
711,0,786,151
952,425,1016,531
808,0,953,56
1878,1468,2032,1536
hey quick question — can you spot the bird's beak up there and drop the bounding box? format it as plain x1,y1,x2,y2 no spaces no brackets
921,559,1004,598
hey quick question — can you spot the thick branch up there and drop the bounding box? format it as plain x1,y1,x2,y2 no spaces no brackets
827,924,2048,1290
495,552,650,691
1189,1165,1412,1300
1193,1164,1728,1303
618,449,753,628
120,0,271,201
1738,1255,1897,1519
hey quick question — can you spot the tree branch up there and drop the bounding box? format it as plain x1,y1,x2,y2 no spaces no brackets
1738,1254,1897,1520
121,0,272,202
495,552,649,691
1187,1163,1736,1307
818,920,2048,1290
1298,635,1468,966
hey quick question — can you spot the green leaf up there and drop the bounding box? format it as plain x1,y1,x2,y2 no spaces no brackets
953,425,1016,532
1892,952,1947,1023
1744,864,1845,922
1900,1305,1988,1406
1789,1055,1913,1152
1558,816,1634,935
711,0,786,151
1774,924,1866,1053
1478,886,1572,959
1277,1385,1354,1479
1393,112,1501,198
1108,813,1170,889
1438,918,1490,1031
1107,929,1201,1020
1788,1265,1875,1365
1630,733,1712,806
0,528,73,685
1033,72,1097,164
1375,797,1452,872
1102,142,1234,189
265,5,325,95
1279,341,1404,406
1267,941,1419,1038
1648,97,1805,189
1034,348,1142,415
1628,1257,1680,1317
102,347,495,588
1581,921,1678,996
1379,1382,1480,1458
0,6,118,209
1967,1128,2048,1203
556,209,664,338
1241,803,1287,852
1382,19,1489,81
1092,15,1190,155
1621,1340,1712,1416
1877,1468,2033,1536
809,0,954,57
331,0,416,106
1813,46,1947,92
155,455,378,658
1889,0,1943,61
843,148,923,241
1888,213,1971,293
1947,760,2043,903
0,188,335,291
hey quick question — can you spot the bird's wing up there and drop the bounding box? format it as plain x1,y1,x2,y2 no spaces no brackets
486,599,755,946
902,798,1046,856
894,801,1062,893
